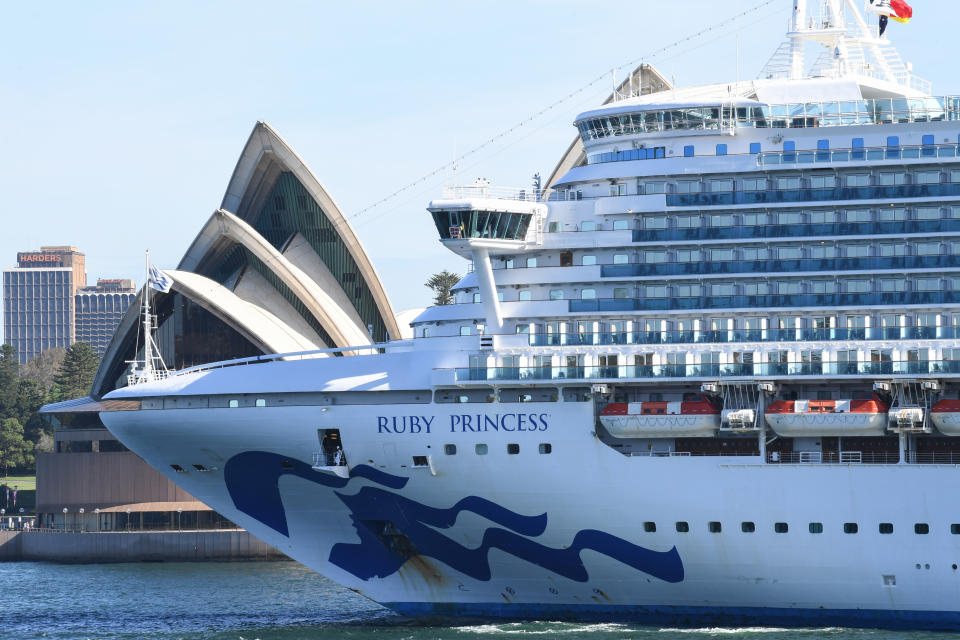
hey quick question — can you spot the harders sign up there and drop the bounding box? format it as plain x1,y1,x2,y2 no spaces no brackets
17,253,63,267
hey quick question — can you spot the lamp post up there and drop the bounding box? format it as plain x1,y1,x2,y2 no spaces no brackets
78,508,84,533
125,508,131,532
0,508,5,532
177,507,182,532
62,507,68,533
94,508,100,533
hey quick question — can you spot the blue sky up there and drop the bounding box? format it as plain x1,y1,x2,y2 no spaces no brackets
0,1,949,314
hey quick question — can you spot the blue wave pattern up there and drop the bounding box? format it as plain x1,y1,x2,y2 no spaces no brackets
223,451,684,584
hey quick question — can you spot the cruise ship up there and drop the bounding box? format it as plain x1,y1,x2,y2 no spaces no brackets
96,0,960,630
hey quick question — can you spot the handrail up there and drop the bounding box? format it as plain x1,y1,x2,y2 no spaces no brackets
169,341,405,378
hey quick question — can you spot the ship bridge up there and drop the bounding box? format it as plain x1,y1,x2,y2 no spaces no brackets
429,181,547,335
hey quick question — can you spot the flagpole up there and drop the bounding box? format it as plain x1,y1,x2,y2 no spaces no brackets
142,250,154,381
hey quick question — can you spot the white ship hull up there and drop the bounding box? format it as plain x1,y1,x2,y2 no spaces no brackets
100,356,960,630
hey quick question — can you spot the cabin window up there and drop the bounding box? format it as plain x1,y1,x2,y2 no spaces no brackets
560,251,573,266
582,255,597,266
538,443,552,454
846,174,870,187
613,220,629,230
580,221,597,232
809,522,823,534
774,522,788,533
613,253,628,264
526,257,537,268
228,399,239,408
879,523,893,534
549,289,564,300
475,444,488,455
507,444,520,455
643,522,656,533
915,523,930,534
844,522,859,534
518,290,532,301
460,326,472,336
951,524,960,535
708,521,722,533
255,399,266,407
676,522,689,532
170,464,185,473
444,444,457,455
192,464,209,472
741,522,755,533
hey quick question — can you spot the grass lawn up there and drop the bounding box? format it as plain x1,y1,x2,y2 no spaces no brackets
0,476,36,491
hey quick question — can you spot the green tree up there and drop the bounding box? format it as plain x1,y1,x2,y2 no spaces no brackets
425,270,460,306
21,347,66,391
51,342,100,402
15,379,48,444
0,417,32,477
0,344,18,416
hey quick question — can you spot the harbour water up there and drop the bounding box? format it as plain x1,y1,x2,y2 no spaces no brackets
0,561,947,640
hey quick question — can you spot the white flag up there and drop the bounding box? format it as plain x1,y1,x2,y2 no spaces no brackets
148,264,172,293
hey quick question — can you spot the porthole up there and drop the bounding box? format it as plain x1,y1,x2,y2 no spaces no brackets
809,522,823,534
228,400,239,408
844,522,859,534
915,523,930,534
538,443,552,454
708,521,722,533
255,398,266,407
643,522,656,533
475,444,488,455
741,521,755,533
774,522,788,533
879,523,893,534
507,444,520,455
676,521,689,532
444,444,457,455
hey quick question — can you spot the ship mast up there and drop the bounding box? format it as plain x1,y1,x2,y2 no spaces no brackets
127,250,169,385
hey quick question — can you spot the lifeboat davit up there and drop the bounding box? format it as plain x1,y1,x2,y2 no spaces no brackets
600,395,721,438
931,399,960,435
764,393,888,437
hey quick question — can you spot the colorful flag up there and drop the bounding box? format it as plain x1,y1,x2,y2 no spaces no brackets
148,264,173,293
867,0,912,36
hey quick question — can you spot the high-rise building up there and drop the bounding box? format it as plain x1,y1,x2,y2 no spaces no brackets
75,279,137,357
3,246,87,364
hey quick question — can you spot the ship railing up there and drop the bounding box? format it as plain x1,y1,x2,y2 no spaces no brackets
451,360,960,383
527,325,950,347
768,451,960,465
441,185,545,202
169,342,401,378
576,96,960,141
312,451,345,468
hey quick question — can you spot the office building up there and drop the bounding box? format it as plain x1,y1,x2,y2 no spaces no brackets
3,246,86,363
75,279,137,356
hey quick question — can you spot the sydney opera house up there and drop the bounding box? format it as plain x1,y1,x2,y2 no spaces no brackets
38,121,414,529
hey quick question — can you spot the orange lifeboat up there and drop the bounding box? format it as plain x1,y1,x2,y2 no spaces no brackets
599,395,721,438
931,399,960,435
764,393,888,437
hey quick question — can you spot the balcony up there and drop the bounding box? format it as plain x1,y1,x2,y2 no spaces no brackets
601,254,960,279
666,183,960,208
632,218,960,243
568,290,960,313
451,359,960,383
527,325,946,347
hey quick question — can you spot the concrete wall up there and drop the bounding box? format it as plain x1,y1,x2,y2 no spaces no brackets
0,530,287,563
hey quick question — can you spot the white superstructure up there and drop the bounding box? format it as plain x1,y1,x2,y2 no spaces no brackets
98,1,960,629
